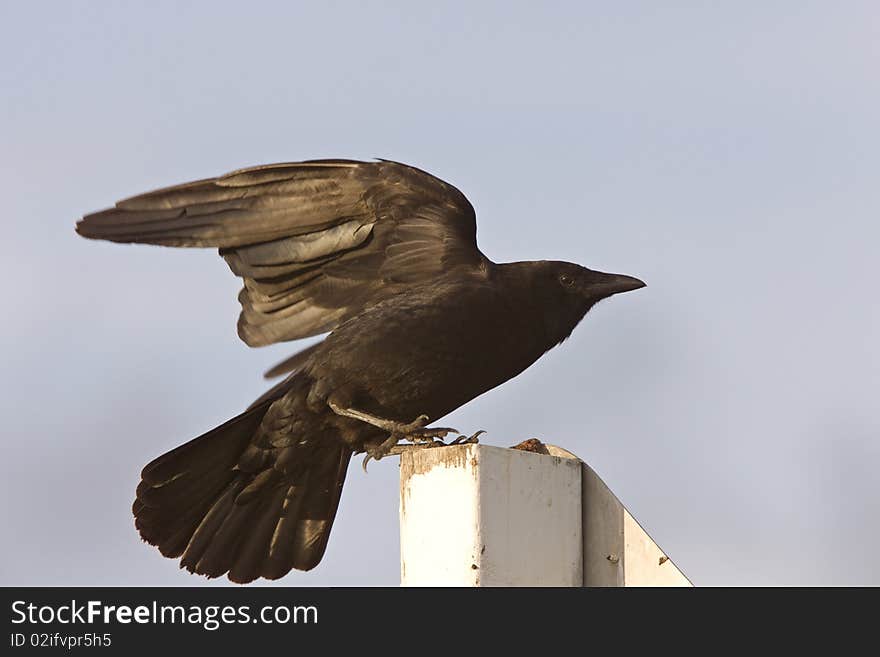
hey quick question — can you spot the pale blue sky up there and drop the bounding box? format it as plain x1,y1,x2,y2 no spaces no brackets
1,1,878,585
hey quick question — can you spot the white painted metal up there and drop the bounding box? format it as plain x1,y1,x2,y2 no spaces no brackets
399,444,582,586
399,443,691,587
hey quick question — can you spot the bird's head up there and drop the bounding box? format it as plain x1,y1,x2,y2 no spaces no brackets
524,260,646,346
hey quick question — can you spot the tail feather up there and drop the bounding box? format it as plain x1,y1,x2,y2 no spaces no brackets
141,405,263,489
228,486,289,583
133,396,352,582
183,480,254,578
176,480,246,572
262,486,307,578
266,444,352,576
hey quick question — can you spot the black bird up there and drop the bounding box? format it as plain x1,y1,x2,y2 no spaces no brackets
76,159,645,583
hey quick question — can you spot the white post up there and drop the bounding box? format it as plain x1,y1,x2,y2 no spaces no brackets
399,443,691,587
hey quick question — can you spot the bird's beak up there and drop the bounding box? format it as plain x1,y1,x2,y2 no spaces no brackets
590,271,646,298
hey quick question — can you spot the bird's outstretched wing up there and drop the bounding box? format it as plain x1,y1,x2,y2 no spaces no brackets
77,159,485,347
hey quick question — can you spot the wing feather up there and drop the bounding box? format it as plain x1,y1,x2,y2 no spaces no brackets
77,159,485,347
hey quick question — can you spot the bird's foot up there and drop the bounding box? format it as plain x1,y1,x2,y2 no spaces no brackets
391,430,483,454
362,413,459,442
361,428,486,471
328,402,466,470
408,425,460,442
361,434,403,471
329,402,456,438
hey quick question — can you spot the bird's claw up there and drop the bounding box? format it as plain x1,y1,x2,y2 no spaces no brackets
397,413,430,434
361,433,401,472
361,428,486,472
408,426,459,441
450,429,485,445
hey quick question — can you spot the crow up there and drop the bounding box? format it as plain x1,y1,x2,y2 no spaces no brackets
76,159,645,583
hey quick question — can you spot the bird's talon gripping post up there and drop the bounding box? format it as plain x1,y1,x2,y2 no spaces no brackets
410,426,458,441
363,426,485,471
361,432,403,471
450,430,485,445
469,430,486,443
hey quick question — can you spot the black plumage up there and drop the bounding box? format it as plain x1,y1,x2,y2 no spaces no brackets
76,158,644,583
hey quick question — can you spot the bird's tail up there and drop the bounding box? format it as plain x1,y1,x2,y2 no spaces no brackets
132,397,352,583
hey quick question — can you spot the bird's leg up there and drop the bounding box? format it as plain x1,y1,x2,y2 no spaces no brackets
328,401,467,471
328,401,485,468
328,401,458,442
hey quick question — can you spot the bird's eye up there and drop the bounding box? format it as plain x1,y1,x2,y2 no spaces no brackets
559,274,575,288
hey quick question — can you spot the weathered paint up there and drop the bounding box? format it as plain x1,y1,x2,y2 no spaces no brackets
400,443,691,587
400,444,582,586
